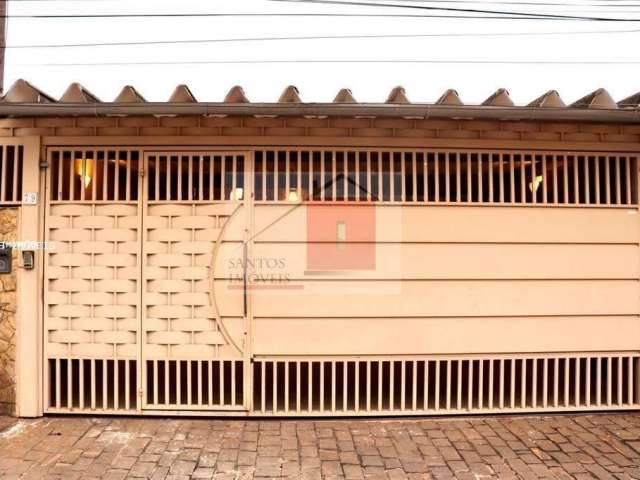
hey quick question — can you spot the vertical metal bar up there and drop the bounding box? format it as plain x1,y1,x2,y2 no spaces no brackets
586,358,591,407
320,361,324,412
400,361,406,410
296,361,301,413
424,360,429,410
445,153,450,202
424,152,429,202
531,155,537,204
389,361,395,410
519,155,525,203
607,357,613,406
261,153,266,201
102,359,107,410
618,357,623,406
553,155,558,204
488,154,494,203
563,156,569,204
575,358,580,406
309,361,314,412
207,360,213,406
400,153,406,202
67,359,72,410
343,361,348,411
114,359,119,410
343,150,348,200
412,360,417,411
165,361,170,406
478,360,484,410
446,360,451,410
564,358,570,407
456,361,462,410
354,362,360,413
628,357,634,405
455,153,461,202
261,361,266,412
542,156,547,203
615,157,621,204
434,153,439,201
510,359,515,408
499,359,504,409
176,360,182,405
273,361,278,413
231,361,236,407
499,153,505,203
468,360,474,410
285,151,290,199
90,359,96,410
220,154,226,200
125,151,131,202
477,154,483,202
331,361,336,413
219,360,224,407
284,360,289,413
390,153,395,202
153,360,158,405
377,151,382,201
165,156,171,201
597,357,602,406
366,151,372,201
79,360,84,410
543,358,548,408
55,358,61,409
625,157,632,204
466,154,472,202
521,359,526,408
367,361,372,412
197,361,202,407
435,360,440,411
605,156,611,204
532,359,537,409
187,361,192,406
378,361,383,411
508,154,515,203
595,156,601,204
584,156,590,204
573,156,579,204
329,151,335,200
489,360,494,409
412,152,417,202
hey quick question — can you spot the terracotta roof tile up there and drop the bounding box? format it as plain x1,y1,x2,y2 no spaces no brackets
114,85,146,103
570,88,617,109
224,85,249,103
333,88,357,103
2,79,55,103
59,82,100,103
436,89,463,106
527,90,566,108
482,88,514,107
386,86,410,104
278,85,302,103
168,84,196,103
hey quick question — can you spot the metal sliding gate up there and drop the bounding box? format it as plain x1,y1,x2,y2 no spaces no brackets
42,146,640,416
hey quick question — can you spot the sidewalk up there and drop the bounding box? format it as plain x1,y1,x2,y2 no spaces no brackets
0,413,639,479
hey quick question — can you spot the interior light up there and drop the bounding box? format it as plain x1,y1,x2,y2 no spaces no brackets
288,190,299,202
232,187,244,200
74,158,93,188
529,175,543,193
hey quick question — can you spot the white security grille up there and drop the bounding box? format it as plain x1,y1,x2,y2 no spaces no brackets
254,149,638,206
253,354,640,415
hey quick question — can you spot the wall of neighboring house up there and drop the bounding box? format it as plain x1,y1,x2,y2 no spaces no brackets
0,208,17,415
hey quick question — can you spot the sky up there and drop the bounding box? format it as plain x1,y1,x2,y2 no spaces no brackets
4,0,640,105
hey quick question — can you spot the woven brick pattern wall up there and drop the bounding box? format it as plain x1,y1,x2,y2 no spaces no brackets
0,208,17,415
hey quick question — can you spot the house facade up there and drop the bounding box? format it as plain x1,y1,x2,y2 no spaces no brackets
1,79,640,417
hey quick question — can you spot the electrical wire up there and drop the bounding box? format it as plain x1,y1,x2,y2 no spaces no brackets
7,27,640,49
268,0,640,21
18,59,640,66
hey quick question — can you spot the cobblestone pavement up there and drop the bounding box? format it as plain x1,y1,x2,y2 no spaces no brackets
0,414,639,479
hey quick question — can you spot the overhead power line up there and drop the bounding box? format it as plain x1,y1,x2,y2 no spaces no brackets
267,0,640,20
0,11,637,21
7,27,640,49
19,59,640,66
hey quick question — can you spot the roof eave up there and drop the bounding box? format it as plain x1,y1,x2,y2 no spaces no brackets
0,103,638,123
